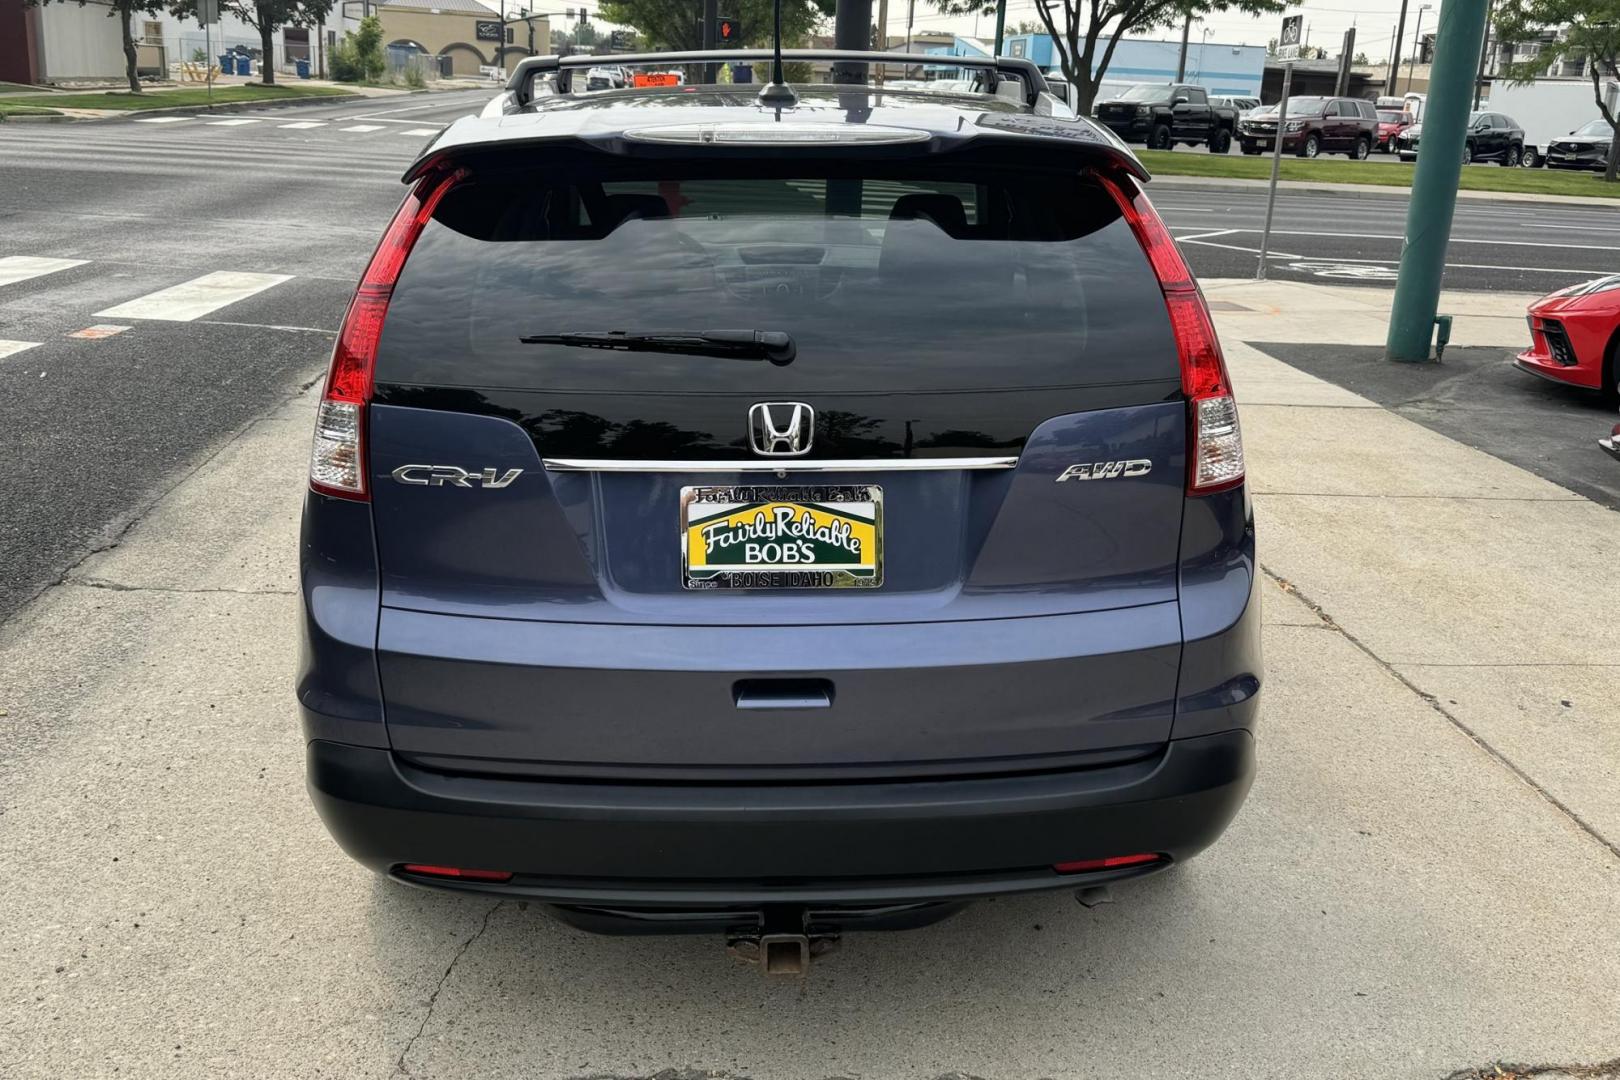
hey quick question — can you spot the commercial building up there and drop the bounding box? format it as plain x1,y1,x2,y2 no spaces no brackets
373,0,547,76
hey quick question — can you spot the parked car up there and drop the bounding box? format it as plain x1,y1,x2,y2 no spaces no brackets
1544,119,1615,171
1092,83,1240,152
300,52,1259,960
1516,275,1620,403
1238,95,1379,159
1214,94,1260,115
1375,108,1412,152
1488,79,1614,168
1396,111,1525,165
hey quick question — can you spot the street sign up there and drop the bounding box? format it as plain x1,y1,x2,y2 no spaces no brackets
716,16,741,43
475,20,502,42
610,30,633,50
1276,13,1302,61
197,0,218,24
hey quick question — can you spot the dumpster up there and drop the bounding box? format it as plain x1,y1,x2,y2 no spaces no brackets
219,54,235,75
295,58,311,79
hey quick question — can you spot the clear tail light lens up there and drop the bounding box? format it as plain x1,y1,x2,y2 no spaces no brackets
309,400,364,495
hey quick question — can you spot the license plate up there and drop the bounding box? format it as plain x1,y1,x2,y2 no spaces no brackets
681,485,882,589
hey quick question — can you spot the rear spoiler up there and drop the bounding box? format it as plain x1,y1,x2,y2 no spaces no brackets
506,50,1052,107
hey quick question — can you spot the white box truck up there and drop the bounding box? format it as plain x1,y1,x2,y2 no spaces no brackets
1487,78,1619,167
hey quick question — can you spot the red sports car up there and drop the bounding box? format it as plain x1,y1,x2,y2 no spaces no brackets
1516,275,1620,401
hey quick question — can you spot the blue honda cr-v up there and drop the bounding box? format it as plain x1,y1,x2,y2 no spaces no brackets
300,50,1259,969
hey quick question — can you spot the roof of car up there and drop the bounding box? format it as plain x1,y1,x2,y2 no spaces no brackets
409,82,1146,182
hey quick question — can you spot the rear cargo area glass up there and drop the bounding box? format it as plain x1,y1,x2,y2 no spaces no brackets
375,160,1180,396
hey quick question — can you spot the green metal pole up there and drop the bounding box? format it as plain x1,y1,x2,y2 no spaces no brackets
992,0,1006,56
1385,0,1489,362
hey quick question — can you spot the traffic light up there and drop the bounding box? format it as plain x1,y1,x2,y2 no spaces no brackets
716,15,740,43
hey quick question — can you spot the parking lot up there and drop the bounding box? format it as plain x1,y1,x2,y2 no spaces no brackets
2,87,1618,1080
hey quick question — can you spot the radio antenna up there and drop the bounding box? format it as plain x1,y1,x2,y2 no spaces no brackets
757,0,798,106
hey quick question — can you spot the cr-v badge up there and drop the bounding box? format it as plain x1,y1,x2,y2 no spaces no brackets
391,465,524,488
1056,460,1152,482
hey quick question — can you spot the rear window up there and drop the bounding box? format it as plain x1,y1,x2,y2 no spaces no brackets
376,157,1178,395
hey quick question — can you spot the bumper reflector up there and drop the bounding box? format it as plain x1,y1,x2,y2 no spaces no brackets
1053,853,1164,874
401,864,514,883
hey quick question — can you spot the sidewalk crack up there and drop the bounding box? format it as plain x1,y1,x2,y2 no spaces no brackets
1262,566,1620,863
64,578,295,597
393,900,502,1078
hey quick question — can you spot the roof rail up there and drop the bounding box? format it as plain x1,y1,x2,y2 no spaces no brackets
505,50,1051,107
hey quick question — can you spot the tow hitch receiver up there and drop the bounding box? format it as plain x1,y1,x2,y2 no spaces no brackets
726,906,840,976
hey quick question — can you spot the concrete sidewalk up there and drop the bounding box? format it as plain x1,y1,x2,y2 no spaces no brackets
0,282,1616,1079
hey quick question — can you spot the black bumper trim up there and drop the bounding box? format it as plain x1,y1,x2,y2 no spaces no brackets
307,730,1255,904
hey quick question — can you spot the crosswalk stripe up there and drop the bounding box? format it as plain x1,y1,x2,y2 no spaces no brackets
279,120,328,129
132,116,193,123
339,124,385,133
207,117,263,126
400,128,439,136
0,340,42,360
94,271,294,322
0,255,89,287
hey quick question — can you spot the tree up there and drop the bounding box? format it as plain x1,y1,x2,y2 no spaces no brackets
170,0,335,85
933,0,1285,113
1493,0,1620,181
596,0,833,51
24,0,168,92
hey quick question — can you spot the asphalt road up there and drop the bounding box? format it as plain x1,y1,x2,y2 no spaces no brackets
0,89,494,622
1151,182,1620,294
1,87,1615,625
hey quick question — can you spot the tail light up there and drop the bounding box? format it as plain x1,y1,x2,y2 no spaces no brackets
308,166,468,500
1098,171,1245,495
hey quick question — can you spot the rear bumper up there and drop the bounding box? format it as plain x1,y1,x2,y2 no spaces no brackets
307,728,1255,906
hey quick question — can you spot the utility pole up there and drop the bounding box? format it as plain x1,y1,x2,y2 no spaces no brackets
1335,26,1355,95
1472,0,1494,108
904,0,914,60
1388,0,1411,90
701,0,717,82
1176,13,1191,80
1407,4,1431,93
992,0,1006,55
876,0,888,53
833,0,873,82
1386,0,1490,362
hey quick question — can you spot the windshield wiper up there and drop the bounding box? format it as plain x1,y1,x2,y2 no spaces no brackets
519,329,796,366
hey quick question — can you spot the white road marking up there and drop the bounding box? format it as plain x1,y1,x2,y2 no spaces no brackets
399,128,439,136
339,124,386,133
1222,228,1620,253
1276,254,1616,276
207,118,263,126
94,271,294,322
1179,237,1304,260
1171,228,1238,242
0,340,41,359
132,116,193,123
279,121,328,129
0,256,89,287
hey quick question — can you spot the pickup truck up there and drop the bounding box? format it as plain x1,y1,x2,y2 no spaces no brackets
1093,83,1240,152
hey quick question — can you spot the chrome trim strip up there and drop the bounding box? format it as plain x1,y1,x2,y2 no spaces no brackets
543,456,1019,473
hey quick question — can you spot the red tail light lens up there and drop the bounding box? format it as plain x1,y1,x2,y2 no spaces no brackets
309,166,468,501
401,864,514,883
1054,853,1164,874
1097,171,1245,496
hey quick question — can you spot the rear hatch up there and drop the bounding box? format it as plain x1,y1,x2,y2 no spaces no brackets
362,141,1195,775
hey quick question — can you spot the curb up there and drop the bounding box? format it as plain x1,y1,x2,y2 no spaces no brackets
0,112,69,123
1144,173,1620,207
65,90,366,123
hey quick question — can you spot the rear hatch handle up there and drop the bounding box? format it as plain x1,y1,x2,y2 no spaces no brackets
733,679,835,710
